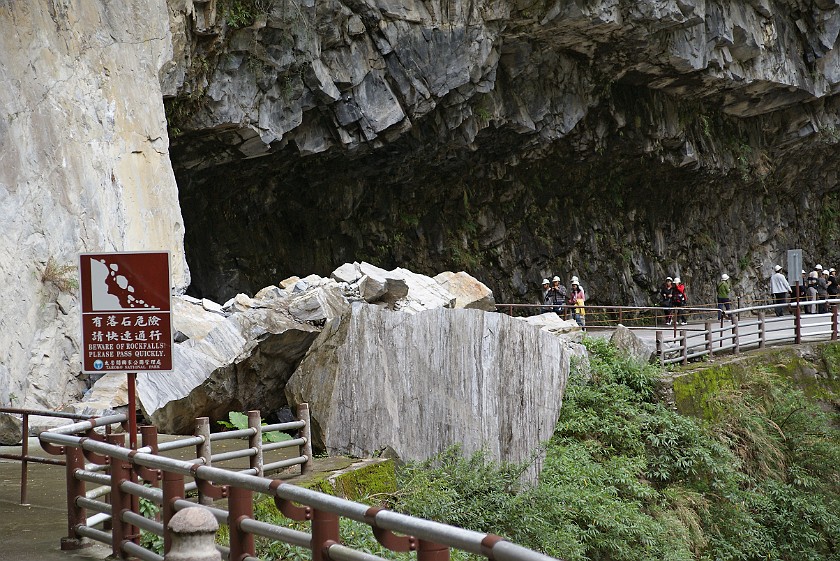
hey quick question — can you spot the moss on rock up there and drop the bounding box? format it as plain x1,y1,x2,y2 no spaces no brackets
672,342,840,418
288,457,396,501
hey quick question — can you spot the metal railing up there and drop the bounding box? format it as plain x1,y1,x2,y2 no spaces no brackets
38,415,558,561
495,303,722,328
656,299,840,365
0,407,104,504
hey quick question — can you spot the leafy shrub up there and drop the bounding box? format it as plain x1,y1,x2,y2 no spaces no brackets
387,339,840,561
229,339,840,561
217,411,291,443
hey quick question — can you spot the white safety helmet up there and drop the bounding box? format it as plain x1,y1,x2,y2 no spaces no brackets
810,271,819,278
665,276,673,282
570,275,579,283
674,277,681,284
774,265,782,272
541,279,550,285
552,276,561,283
816,264,823,271
721,273,729,281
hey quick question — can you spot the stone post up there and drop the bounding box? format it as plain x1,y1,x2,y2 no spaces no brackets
165,507,220,561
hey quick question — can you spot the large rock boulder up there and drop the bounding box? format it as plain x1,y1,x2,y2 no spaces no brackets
65,373,130,418
285,304,573,483
137,294,321,434
433,271,496,311
135,266,492,434
331,262,456,311
0,413,22,446
610,324,657,364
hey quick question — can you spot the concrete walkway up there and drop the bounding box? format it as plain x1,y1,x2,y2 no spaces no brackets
0,441,111,560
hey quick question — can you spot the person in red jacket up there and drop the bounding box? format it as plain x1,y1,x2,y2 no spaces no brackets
673,276,688,325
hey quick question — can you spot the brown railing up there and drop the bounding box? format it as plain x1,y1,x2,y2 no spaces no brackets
495,303,721,328
656,300,840,365
39,413,558,561
0,407,100,504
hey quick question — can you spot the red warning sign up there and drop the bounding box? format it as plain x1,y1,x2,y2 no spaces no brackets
79,252,173,373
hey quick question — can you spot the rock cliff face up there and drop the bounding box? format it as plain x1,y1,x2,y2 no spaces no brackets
3,1,840,411
0,2,188,409
164,0,840,308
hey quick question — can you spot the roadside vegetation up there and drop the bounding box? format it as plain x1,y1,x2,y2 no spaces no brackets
252,337,840,560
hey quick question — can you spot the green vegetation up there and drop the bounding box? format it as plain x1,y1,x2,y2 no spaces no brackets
219,0,279,28
387,339,840,561
224,339,840,561
139,497,164,554
217,411,291,444
40,257,78,293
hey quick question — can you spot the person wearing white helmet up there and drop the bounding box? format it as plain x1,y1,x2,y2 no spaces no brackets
828,268,839,300
568,277,585,326
540,278,551,307
673,277,688,325
717,273,731,321
770,265,792,317
546,276,567,316
660,276,675,326
816,268,829,313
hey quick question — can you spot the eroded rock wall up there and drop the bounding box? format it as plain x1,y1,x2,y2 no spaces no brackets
0,2,188,409
164,0,840,307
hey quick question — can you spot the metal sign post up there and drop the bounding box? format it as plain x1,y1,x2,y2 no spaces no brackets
79,252,173,449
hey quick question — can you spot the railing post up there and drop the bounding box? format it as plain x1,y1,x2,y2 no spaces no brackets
705,321,713,359
311,508,340,561
655,331,663,366
681,329,688,365
228,486,256,561
248,410,263,477
61,446,86,550
165,507,221,561
833,305,838,341
110,433,131,559
162,469,185,556
297,403,314,475
795,301,802,344
195,417,212,506
758,311,765,349
732,315,740,355
20,412,29,505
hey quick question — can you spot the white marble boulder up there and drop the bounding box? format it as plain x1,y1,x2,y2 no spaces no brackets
433,271,496,311
137,295,321,434
285,304,571,484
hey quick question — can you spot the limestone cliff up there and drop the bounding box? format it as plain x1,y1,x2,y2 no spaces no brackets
163,0,840,308
3,0,840,412
0,2,188,409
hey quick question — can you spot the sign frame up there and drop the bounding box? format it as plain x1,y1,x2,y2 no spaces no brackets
786,249,803,286
79,251,173,374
